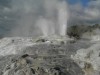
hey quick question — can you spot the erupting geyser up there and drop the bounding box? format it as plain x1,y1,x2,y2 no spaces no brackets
11,0,69,37
36,17,55,37
36,0,68,37
58,1,68,36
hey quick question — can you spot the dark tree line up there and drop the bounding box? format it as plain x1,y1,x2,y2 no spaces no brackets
67,24,100,39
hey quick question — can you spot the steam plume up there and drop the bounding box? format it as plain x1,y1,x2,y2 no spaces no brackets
10,0,69,37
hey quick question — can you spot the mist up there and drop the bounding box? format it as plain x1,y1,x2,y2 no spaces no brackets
9,0,69,37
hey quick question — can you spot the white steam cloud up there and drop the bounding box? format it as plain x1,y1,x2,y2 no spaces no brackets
0,0,100,37
57,1,69,36
9,0,69,37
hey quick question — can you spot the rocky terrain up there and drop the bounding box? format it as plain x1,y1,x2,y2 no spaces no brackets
2,54,84,75
0,36,99,75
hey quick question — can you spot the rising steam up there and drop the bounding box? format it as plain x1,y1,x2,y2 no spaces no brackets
10,0,69,37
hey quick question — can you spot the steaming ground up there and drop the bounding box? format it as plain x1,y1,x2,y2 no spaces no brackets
0,37,92,56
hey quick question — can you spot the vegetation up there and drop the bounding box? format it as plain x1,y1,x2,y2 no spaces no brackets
67,24,100,39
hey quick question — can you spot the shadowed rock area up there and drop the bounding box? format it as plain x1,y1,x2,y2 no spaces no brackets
2,54,84,75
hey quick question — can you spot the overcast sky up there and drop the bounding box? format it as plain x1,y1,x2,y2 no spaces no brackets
0,0,99,36
68,0,100,25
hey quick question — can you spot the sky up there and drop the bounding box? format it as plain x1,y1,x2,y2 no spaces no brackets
0,0,99,36
67,0,90,6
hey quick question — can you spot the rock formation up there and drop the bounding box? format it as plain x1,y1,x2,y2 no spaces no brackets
2,54,84,75
0,37,94,75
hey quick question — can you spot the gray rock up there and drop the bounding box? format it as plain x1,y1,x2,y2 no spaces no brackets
2,54,84,75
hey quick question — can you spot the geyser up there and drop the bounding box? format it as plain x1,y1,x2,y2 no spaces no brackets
11,0,69,37
58,1,68,36
36,17,55,37
36,0,68,36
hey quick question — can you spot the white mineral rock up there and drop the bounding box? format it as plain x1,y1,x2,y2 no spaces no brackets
71,42,100,75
